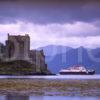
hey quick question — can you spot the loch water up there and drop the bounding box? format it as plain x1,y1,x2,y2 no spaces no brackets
0,96,100,100
0,75,100,79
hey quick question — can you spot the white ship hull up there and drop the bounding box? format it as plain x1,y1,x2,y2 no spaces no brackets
59,65,95,75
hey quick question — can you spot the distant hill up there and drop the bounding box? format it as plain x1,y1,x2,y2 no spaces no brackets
38,45,100,74
37,45,72,56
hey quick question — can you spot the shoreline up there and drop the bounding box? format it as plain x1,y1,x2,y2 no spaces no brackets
0,78,99,96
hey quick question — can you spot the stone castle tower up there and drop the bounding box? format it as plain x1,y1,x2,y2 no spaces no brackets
6,34,30,61
3,34,50,74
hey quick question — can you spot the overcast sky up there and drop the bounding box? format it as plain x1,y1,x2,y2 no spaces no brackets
0,0,100,49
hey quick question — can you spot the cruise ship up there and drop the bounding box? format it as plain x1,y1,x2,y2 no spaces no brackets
59,65,95,75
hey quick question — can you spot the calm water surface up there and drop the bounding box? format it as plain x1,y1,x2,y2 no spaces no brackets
0,96,100,100
0,75,100,79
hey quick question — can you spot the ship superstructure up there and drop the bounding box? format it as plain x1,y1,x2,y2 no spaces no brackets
59,65,95,75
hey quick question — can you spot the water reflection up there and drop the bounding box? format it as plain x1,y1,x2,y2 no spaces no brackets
0,96,100,100
0,75,100,79
6,95,29,100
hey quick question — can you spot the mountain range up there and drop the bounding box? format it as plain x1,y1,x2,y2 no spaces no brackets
38,45,100,74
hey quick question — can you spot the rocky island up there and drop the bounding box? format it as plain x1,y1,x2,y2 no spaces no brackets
0,34,52,75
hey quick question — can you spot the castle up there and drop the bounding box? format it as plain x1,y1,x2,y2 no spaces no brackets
6,34,30,61
0,34,50,75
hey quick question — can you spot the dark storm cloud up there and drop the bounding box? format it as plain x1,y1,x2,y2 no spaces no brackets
0,0,100,24
0,0,100,48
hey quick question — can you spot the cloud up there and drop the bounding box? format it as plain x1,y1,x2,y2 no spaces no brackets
0,0,100,24
0,0,100,50
0,20,100,48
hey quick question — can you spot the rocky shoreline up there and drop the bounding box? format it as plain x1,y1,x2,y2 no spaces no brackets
0,79,100,96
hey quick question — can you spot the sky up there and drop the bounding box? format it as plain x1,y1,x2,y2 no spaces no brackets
0,0,100,49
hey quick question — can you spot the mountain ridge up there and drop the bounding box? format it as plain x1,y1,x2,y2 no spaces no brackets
37,45,100,74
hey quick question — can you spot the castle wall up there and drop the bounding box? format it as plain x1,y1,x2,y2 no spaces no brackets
6,34,30,61
3,34,50,74
29,50,47,73
0,43,5,60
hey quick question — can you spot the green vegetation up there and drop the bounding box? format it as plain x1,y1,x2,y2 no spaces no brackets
0,60,51,75
0,60,36,75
